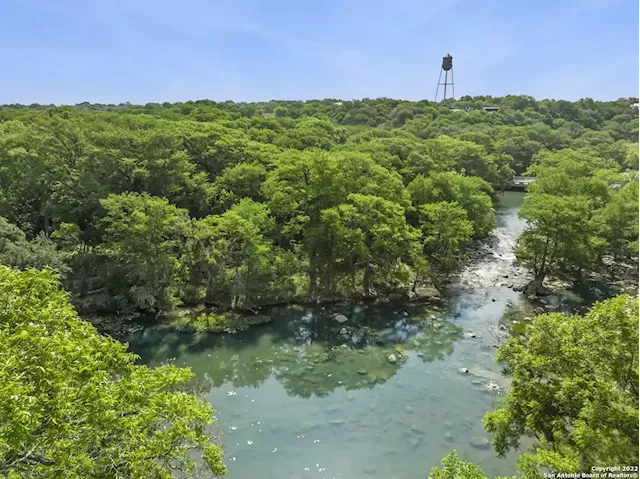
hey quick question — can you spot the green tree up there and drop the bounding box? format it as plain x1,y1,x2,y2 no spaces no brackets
212,162,267,212
408,172,495,238
515,193,601,294
0,266,225,478
417,201,474,290
0,217,68,272
428,451,515,479
484,295,639,475
317,194,421,296
98,193,190,312
624,142,639,169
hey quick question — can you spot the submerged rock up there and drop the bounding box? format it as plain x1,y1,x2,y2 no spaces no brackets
469,437,491,449
444,431,454,442
486,381,500,391
409,435,422,447
409,424,425,434
334,314,349,323
357,369,368,375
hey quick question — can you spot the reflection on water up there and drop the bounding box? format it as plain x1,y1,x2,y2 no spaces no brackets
127,192,528,479
130,302,462,398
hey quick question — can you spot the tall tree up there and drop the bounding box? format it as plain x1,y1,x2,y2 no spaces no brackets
515,193,600,294
98,193,190,312
417,201,474,290
316,194,421,296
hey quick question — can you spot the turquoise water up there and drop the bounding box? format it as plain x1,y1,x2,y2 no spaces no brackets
127,192,531,478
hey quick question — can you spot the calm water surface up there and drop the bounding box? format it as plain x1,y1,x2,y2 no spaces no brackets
127,192,531,478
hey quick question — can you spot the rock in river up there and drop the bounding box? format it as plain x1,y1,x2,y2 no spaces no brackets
410,424,425,434
334,314,349,323
458,367,469,374
409,435,422,447
485,381,500,391
387,354,398,364
469,437,491,449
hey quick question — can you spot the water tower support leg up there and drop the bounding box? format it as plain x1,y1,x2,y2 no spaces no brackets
435,69,443,101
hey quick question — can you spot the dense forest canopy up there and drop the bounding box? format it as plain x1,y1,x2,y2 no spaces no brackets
0,96,637,318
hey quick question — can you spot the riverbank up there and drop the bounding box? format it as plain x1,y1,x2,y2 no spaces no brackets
88,284,444,338
87,241,638,340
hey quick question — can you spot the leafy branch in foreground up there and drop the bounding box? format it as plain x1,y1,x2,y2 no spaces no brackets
0,266,226,479
484,295,639,475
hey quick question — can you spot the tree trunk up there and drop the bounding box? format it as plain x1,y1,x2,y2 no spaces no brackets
524,237,553,296
308,268,318,299
524,270,552,296
363,265,372,297
638,257,640,298
308,249,319,299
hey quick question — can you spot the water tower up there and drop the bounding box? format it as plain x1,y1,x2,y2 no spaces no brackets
434,53,455,101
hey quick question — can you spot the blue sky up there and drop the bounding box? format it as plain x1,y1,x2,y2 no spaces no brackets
1,0,638,104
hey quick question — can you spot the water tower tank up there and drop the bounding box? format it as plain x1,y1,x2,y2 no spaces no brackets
442,54,453,71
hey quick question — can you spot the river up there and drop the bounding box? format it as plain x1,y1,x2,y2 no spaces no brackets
127,191,532,478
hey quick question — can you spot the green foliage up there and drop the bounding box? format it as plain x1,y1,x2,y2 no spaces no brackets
408,172,495,238
0,217,68,272
624,142,639,169
316,193,421,295
188,200,295,308
167,311,273,333
168,313,232,333
212,162,267,211
484,295,639,475
0,266,225,478
418,201,474,288
0,96,636,317
516,147,638,287
98,193,190,312
593,180,639,258
516,193,601,280
428,451,515,479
